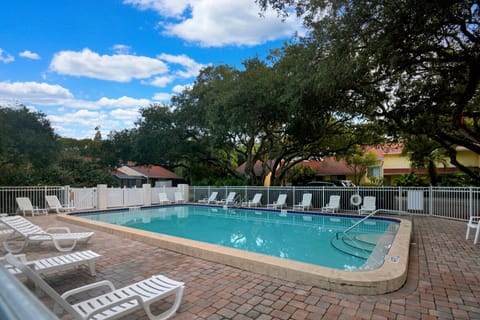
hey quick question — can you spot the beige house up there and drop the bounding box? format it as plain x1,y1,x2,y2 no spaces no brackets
365,144,480,185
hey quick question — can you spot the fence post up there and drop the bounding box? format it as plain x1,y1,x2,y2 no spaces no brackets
63,186,70,207
178,184,189,202
143,184,152,206
429,186,433,216
97,184,108,210
469,186,473,218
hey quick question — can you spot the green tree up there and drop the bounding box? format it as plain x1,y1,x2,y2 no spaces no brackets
403,136,450,186
0,106,59,185
258,0,480,184
345,148,379,186
287,165,316,186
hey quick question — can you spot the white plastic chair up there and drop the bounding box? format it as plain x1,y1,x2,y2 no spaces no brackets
45,195,75,213
241,193,263,207
0,215,94,253
466,216,480,244
217,192,236,205
1,250,101,277
359,196,376,215
159,193,172,205
15,197,48,216
198,192,218,204
267,194,287,209
293,193,313,211
321,195,340,213
5,253,185,320
174,192,186,204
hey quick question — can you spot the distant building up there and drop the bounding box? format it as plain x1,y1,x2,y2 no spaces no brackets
367,144,480,185
299,157,355,182
114,163,183,187
236,144,480,186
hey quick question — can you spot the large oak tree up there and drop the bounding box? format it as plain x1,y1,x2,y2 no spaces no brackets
258,0,480,183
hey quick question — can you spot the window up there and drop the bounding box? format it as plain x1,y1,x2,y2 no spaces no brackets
368,166,381,177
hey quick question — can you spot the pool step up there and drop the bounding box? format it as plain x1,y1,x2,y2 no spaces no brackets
330,234,376,260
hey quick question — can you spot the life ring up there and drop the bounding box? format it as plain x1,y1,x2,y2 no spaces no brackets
350,194,362,206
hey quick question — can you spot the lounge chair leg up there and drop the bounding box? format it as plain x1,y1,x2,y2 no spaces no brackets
144,286,184,320
52,239,77,252
87,260,96,276
3,238,28,253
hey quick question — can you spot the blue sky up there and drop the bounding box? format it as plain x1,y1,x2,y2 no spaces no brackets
0,0,302,139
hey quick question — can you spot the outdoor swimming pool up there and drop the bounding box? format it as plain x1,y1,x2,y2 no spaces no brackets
62,204,411,294
78,205,399,271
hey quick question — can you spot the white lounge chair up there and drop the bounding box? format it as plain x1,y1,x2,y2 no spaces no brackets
16,197,48,216
45,195,75,213
1,250,101,277
5,253,185,320
217,192,236,205
359,196,376,215
466,216,480,244
159,193,172,205
198,192,218,204
320,195,340,213
293,193,313,211
0,215,94,253
242,193,263,207
174,192,186,204
267,194,287,209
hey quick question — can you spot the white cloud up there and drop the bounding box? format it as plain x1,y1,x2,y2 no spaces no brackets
49,109,128,139
0,81,73,105
0,49,15,63
110,108,141,120
19,50,41,60
123,0,191,17
158,53,207,78
152,92,172,101
0,81,151,111
172,83,190,93
147,75,174,87
97,96,151,108
49,48,169,82
125,0,303,47
111,44,132,54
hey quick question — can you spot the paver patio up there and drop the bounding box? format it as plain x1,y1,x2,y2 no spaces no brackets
5,214,480,319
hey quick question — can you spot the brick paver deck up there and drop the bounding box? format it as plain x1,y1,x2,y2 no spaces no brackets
8,214,480,319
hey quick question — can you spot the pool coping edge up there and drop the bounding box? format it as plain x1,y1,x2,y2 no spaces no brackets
57,210,411,295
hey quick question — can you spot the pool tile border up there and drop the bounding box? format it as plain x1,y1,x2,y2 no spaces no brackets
58,209,411,295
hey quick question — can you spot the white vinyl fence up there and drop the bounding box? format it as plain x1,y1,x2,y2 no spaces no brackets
1,184,478,221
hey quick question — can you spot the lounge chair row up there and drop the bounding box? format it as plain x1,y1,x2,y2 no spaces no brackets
196,192,377,214
0,215,185,320
16,195,75,216
159,192,186,204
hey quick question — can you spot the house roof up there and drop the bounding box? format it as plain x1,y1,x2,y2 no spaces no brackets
117,164,182,180
236,158,354,177
365,143,404,159
300,157,354,176
236,160,274,177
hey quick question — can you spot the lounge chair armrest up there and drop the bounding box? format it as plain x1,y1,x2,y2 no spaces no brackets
45,226,71,233
61,280,116,300
87,295,144,319
26,232,55,239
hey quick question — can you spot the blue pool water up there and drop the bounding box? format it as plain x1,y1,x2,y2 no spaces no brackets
79,205,398,270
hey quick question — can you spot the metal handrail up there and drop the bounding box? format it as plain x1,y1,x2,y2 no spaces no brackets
343,209,409,235
343,209,381,234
